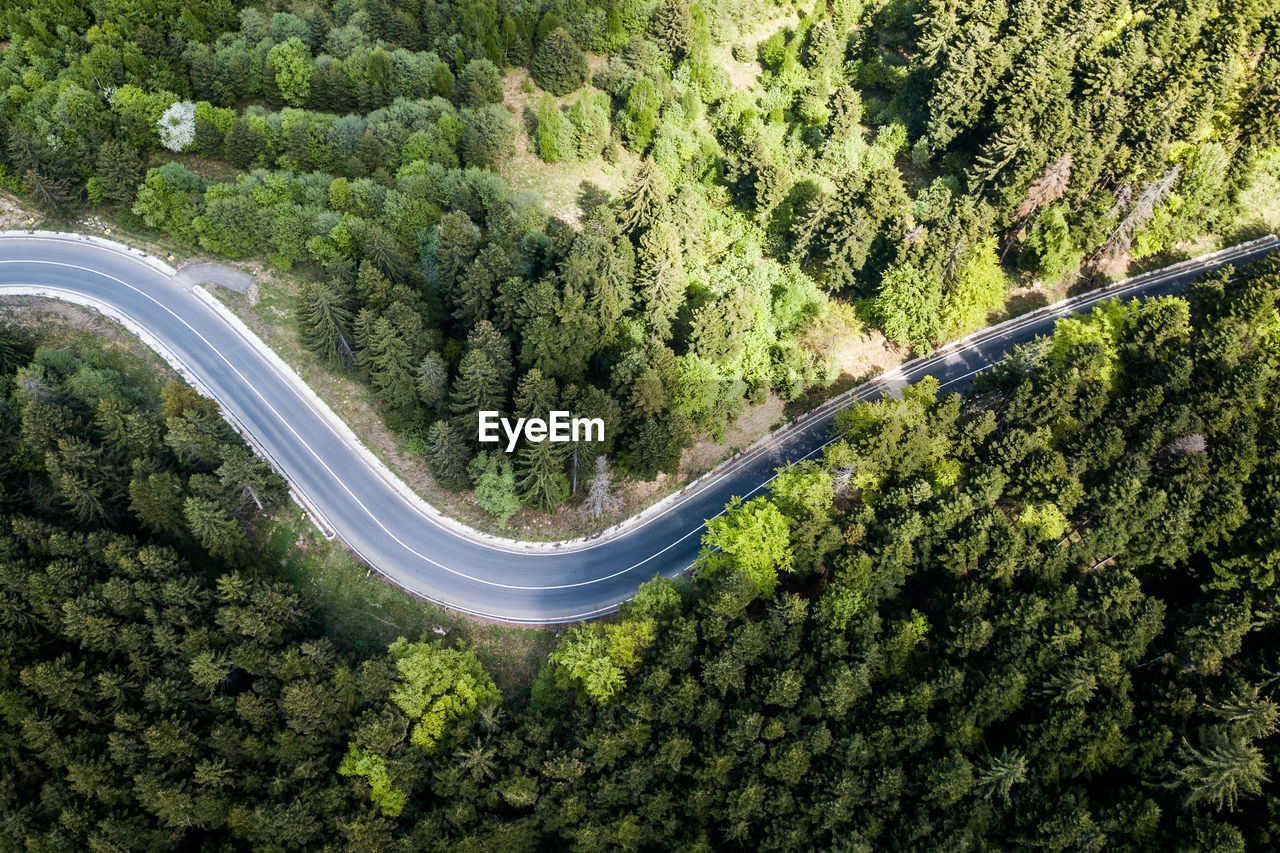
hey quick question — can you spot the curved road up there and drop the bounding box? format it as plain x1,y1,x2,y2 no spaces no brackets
0,233,1275,622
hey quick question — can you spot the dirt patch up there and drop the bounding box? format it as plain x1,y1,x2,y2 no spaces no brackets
500,68,639,225
0,190,35,229
714,6,803,94
0,296,178,384
679,392,786,476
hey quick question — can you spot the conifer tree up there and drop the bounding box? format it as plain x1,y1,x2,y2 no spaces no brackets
449,350,506,443
94,140,144,204
298,280,355,365
584,455,621,519
530,28,588,96
454,244,512,328
184,495,250,563
517,438,569,511
619,158,670,233
416,352,449,410
638,222,685,341
647,0,694,60
367,319,419,425
426,421,471,490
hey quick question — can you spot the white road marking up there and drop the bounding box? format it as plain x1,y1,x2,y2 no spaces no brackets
1,235,1274,620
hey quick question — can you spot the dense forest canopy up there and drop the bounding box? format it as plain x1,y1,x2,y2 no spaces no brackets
1,250,1279,848
1,0,1276,520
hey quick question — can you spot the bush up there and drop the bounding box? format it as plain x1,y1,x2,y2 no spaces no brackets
534,95,575,162
530,28,589,96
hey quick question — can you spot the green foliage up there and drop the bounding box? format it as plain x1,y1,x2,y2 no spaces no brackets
875,262,943,349
458,59,504,107
530,28,589,96
386,638,500,752
469,451,520,527
131,163,205,244
460,104,516,168
533,94,575,162
267,37,314,107
4,250,1280,850
1019,205,1079,283
1,0,1272,533
699,495,793,598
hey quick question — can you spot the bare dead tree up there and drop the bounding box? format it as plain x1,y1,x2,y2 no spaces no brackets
584,456,621,520
1002,154,1074,261
1097,164,1182,260
1015,154,1073,220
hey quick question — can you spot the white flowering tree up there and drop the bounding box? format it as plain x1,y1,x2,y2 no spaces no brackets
157,101,196,152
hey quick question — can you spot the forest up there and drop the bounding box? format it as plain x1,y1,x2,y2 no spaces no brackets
1,0,1276,520
1,246,1279,849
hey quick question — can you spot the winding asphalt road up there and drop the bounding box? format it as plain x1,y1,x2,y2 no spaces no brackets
0,233,1275,622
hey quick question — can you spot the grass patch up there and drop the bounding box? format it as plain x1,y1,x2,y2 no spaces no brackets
265,509,554,699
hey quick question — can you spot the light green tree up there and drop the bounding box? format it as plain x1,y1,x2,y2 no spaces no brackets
267,37,314,107
699,496,793,598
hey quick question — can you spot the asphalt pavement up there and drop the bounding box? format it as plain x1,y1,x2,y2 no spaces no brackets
0,233,1275,622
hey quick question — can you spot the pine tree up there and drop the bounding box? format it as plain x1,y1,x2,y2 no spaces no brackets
638,222,685,341
426,421,471,490
875,262,943,349
974,749,1028,805
356,260,393,312
215,447,275,517
458,59,504,107
184,495,250,563
647,0,694,61
449,350,505,443
517,439,569,511
1167,728,1268,811
790,193,835,266
417,352,449,410
530,28,588,96
433,211,481,297
297,280,355,365
567,214,635,343
454,244,512,328
619,159,670,233
94,140,144,204
513,369,559,421
367,319,419,425
23,168,76,214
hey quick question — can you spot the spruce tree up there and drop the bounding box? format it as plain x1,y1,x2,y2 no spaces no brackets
416,352,449,410
426,421,471,490
638,222,685,341
619,159,670,233
297,280,355,365
94,140,144,204
530,28,588,96
367,319,419,425
454,244,512,328
517,438,569,511
647,0,694,61
184,495,250,563
448,349,506,442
